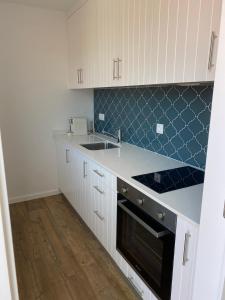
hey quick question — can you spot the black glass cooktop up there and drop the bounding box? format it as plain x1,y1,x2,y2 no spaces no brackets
132,166,205,194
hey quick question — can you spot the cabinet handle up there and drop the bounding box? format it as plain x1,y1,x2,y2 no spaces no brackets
77,69,80,84
182,232,191,266
117,58,122,79
93,169,104,178
66,149,70,163
94,210,104,221
127,276,144,298
93,186,104,194
80,69,83,84
83,161,87,178
208,31,217,70
113,59,117,80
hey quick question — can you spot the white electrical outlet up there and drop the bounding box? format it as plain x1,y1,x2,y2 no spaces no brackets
99,113,105,121
156,124,164,134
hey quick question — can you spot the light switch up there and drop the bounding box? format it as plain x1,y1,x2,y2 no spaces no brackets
99,113,105,121
156,124,164,134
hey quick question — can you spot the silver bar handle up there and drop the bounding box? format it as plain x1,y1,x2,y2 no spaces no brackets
118,200,169,238
93,186,104,194
117,57,122,79
113,59,117,80
127,276,143,298
208,31,217,70
94,210,104,221
80,68,83,84
93,169,104,178
83,161,87,178
77,69,80,84
182,232,191,266
66,149,70,163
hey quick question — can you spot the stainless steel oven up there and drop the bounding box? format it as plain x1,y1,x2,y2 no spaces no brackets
117,178,177,300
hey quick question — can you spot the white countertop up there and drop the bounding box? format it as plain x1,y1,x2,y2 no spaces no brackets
54,132,203,225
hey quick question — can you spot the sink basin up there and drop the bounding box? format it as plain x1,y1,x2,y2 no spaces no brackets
81,142,119,150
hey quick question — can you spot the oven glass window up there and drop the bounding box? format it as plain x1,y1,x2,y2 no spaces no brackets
117,199,175,300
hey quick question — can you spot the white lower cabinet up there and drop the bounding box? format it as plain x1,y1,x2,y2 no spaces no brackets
71,150,90,223
56,142,199,300
55,140,74,204
171,217,199,300
89,159,117,253
115,251,157,300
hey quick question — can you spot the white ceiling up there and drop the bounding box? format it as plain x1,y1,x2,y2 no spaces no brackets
0,0,81,12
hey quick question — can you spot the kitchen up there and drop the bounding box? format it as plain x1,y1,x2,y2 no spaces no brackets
0,0,225,300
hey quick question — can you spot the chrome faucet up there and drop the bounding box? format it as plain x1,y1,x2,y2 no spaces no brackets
102,129,121,143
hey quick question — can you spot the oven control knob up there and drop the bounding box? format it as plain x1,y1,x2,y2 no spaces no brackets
121,187,128,194
157,212,166,220
137,198,144,206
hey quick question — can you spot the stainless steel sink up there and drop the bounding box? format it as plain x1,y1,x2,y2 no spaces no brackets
81,142,119,150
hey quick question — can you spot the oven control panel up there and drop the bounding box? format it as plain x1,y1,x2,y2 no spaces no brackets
117,177,177,233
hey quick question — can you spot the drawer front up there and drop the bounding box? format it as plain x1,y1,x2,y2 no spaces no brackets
127,266,152,300
91,161,116,191
92,185,106,216
115,251,152,300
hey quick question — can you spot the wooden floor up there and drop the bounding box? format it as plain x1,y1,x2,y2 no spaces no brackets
10,194,138,300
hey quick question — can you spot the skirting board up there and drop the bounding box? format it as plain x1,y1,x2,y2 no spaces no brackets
9,189,60,204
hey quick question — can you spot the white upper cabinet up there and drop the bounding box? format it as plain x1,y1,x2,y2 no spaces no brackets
67,1,97,88
67,0,221,88
67,5,84,89
96,0,123,87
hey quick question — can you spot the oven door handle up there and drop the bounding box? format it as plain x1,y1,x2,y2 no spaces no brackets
118,201,170,239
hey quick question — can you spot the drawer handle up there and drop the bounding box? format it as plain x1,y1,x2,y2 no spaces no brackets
83,161,87,178
94,210,104,221
182,232,191,266
127,276,143,298
93,169,104,178
93,186,104,195
66,149,70,163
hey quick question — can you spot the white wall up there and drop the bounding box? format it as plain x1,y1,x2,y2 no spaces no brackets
0,2,94,202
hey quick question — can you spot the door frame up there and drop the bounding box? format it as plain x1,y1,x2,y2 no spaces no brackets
192,0,225,299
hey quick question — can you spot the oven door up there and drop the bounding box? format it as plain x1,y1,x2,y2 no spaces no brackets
117,198,175,300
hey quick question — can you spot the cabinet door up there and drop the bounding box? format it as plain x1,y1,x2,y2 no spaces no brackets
63,146,74,205
67,7,83,89
206,0,222,81
83,0,97,88
71,150,82,213
55,141,74,204
55,140,66,195
72,151,90,220
96,0,123,88
171,217,199,300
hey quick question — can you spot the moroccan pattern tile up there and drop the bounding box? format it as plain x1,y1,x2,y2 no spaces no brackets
94,85,213,169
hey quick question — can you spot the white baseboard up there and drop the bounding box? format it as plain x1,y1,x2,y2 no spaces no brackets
9,189,60,204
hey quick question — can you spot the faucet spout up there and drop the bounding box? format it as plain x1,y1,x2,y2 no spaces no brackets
102,128,122,143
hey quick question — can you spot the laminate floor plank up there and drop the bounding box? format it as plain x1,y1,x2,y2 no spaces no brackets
10,194,138,300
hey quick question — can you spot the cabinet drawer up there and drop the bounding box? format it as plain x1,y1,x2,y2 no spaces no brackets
127,266,151,300
91,161,116,191
115,251,152,300
92,186,106,216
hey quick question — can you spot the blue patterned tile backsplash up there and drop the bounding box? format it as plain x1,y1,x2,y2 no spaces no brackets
94,85,213,169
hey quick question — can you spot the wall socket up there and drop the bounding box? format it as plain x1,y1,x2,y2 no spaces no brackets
156,124,164,134
99,113,105,121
